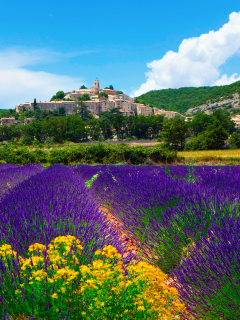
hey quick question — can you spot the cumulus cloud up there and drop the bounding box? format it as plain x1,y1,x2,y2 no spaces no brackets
0,48,87,108
134,12,240,96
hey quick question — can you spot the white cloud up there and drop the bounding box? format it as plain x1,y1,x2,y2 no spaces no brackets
0,49,88,108
134,12,240,96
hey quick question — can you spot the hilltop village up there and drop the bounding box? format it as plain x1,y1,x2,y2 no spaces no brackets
15,80,184,120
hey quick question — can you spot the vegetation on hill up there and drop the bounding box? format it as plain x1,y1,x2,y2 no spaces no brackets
135,81,240,114
0,109,15,119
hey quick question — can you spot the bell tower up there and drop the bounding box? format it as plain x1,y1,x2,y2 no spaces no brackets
94,79,99,95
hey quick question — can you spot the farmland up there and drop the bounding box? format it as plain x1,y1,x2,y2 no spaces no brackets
0,163,240,319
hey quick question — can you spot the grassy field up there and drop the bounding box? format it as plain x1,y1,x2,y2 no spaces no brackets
178,149,240,164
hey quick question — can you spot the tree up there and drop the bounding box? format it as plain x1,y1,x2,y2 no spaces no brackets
190,113,213,136
59,107,66,116
55,91,65,100
116,91,124,95
185,120,229,150
229,132,240,149
32,108,43,122
147,115,164,138
98,118,112,139
112,114,125,138
109,107,121,114
109,85,114,90
98,92,108,99
212,109,235,134
132,116,149,140
161,117,189,150
74,97,91,121
88,119,101,140
203,120,229,149
81,94,91,101
80,85,87,89
50,95,56,101
33,98,38,111
53,109,59,117
65,116,86,142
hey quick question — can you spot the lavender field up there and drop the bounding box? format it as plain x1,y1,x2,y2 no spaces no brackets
0,163,240,319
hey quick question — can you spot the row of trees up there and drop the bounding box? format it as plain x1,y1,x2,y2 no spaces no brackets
1,103,238,151
0,113,165,144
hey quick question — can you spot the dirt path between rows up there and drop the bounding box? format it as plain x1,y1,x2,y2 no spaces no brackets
99,205,194,320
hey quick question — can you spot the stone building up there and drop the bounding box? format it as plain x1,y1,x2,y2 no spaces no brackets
153,108,185,119
0,118,16,126
231,115,240,128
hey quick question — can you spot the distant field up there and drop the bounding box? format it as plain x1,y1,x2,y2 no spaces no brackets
179,149,240,164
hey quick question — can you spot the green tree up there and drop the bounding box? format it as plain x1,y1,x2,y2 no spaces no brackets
132,115,149,140
116,91,124,95
212,109,235,134
81,94,91,101
74,97,91,121
204,120,229,149
109,85,114,90
229,132,240,149
65,116,86,142
32,108,43,122
50,95,56,101
162,117,189,150
112,114,125,138
80,85,87,89
53,109,59,117
88,119,101,140
98,92,108,99
147,115,164,138
55,91,65,100
59,107,66,116
190,113,213,136
185,120,229,150
98,118,112,139
33,98,38,111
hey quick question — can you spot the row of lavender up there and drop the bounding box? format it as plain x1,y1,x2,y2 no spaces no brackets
73,164,240,320
0,164,134,319
1,163,240,319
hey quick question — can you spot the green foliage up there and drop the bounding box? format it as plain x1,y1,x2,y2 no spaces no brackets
59,107,66,116
109,85,114,90
190,113,213,136
147,144,177,163
116,91,124,95
228,132,240,149
136,81,240,114
161,118,188,150
81,93,91,101
185,120,229,150
80,85,87,89
55,91,65,100
186,163,195,183
0,143,177,165
85,173,100,188
98,92,108,98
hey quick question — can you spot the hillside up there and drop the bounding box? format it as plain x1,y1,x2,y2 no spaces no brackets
136,81,240,114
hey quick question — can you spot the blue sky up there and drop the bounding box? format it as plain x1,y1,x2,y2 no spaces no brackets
0,0,240,108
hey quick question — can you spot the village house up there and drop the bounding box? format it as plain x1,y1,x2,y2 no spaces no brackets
153,108,185,119
15,80,186,119
231,115,240,128
0,118,16,126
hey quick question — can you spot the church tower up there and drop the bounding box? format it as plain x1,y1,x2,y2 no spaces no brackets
94,79,99,95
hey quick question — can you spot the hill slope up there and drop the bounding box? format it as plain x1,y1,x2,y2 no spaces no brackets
136,81,240,114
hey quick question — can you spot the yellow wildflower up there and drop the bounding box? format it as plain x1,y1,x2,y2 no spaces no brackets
51,293,58,299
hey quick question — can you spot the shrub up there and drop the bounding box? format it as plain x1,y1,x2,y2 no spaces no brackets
148,144,177,163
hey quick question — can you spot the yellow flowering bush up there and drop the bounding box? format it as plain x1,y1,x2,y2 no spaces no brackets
0,236,186,320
